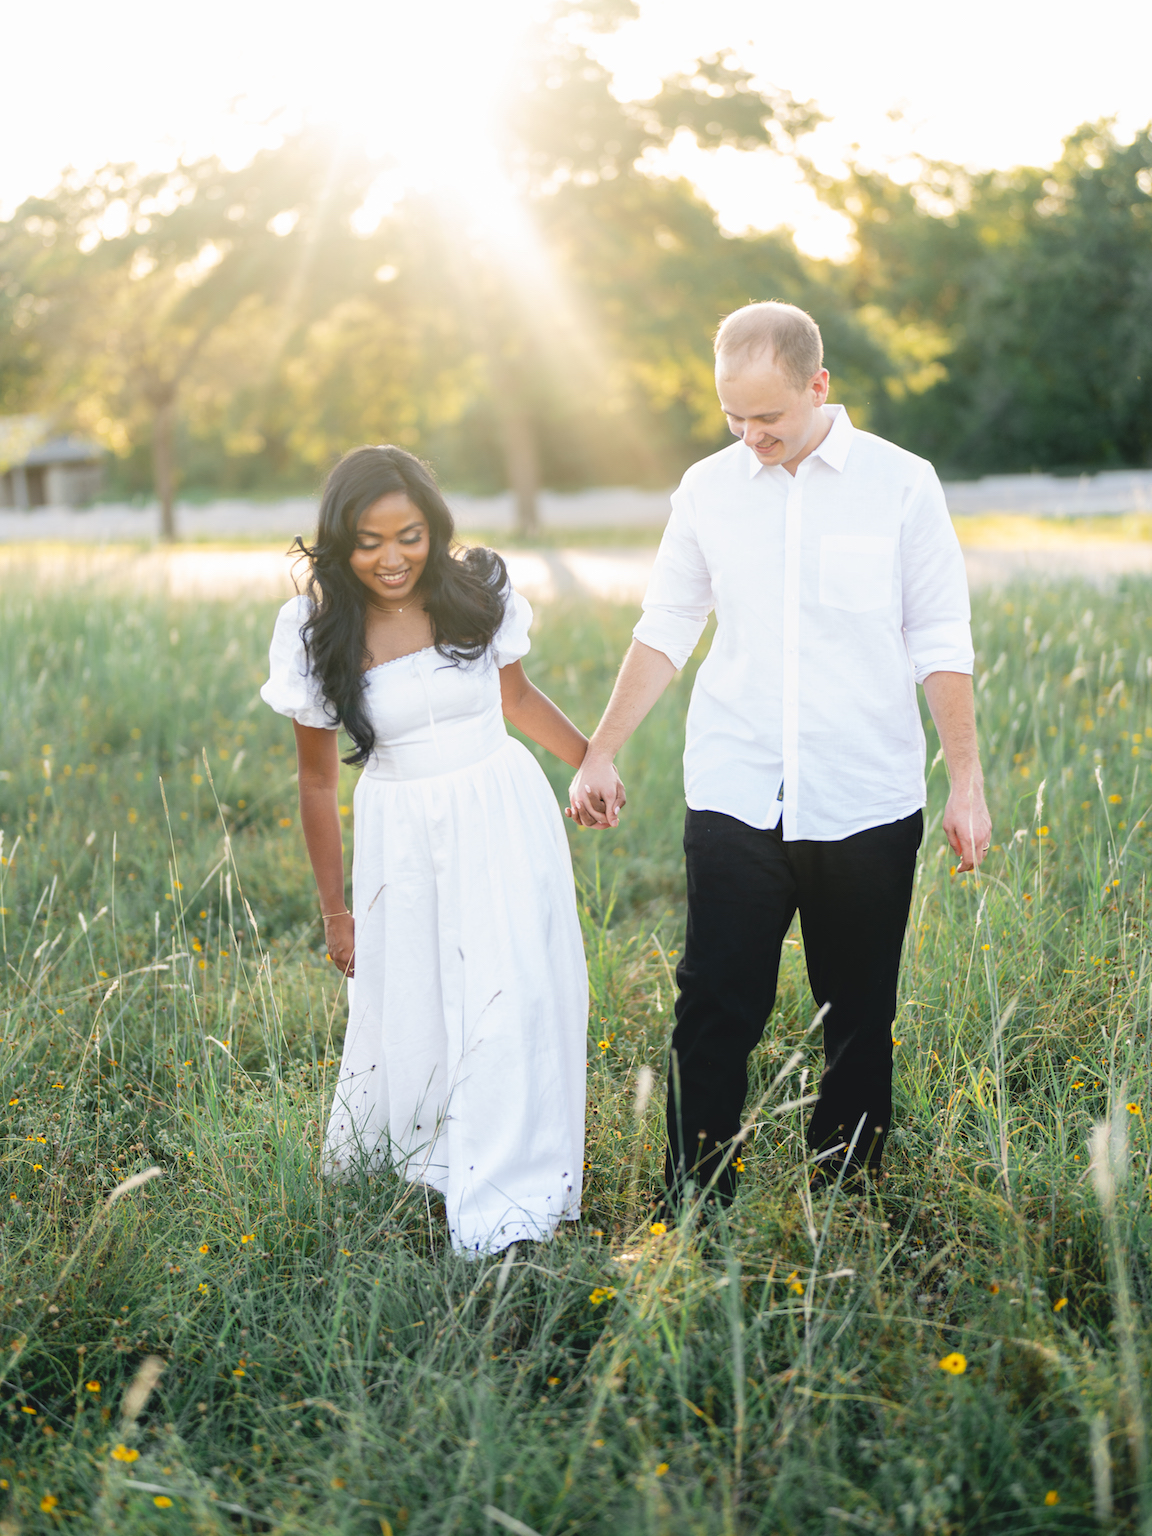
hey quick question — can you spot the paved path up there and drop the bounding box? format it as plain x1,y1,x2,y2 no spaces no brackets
4,464,1152,544
5,539,1152,605
0,545,654,605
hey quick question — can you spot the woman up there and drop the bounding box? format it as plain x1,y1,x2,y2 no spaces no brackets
262,445,610,1254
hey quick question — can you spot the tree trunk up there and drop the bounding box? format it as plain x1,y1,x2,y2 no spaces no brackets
152,394,177,543
497,403,540,538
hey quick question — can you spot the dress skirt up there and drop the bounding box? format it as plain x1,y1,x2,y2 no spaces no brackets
325,735,588,1254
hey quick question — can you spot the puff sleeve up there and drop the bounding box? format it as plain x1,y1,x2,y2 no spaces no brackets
260,595,339,728
492,587,533,668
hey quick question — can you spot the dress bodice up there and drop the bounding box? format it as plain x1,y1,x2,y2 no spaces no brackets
358,646,507,781
261,590,534,782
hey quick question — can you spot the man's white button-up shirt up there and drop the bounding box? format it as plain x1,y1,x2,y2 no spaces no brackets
632,404,974,842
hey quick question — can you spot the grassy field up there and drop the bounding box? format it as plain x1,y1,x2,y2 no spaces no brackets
3,574,1152,1533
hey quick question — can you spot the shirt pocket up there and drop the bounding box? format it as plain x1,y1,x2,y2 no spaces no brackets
818,534,895,613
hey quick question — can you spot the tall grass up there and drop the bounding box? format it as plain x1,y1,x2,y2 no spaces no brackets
2,573,1152,1532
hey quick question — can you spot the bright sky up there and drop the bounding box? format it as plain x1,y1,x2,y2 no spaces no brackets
3,0,1150,259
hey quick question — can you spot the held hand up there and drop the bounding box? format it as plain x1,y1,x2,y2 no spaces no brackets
943,786,992,874
323,912,355,977
566,749,626,829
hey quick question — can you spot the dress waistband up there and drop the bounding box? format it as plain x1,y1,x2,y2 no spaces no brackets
361,710,510,783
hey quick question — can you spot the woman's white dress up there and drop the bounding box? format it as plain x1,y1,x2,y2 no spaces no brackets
261,591,587,1254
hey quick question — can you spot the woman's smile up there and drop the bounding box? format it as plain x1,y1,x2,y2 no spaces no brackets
349,492,431,603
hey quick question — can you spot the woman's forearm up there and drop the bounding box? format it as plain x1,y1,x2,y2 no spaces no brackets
292,722,348,912
504,682,589,769
298,783,348,912
499,662,589,768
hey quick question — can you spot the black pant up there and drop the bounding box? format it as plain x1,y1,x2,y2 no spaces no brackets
665,806,923,1203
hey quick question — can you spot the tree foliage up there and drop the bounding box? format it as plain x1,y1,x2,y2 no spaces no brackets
826,122,1152,475
2,0,1149,536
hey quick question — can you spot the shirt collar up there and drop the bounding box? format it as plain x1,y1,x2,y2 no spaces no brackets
744,403,854,479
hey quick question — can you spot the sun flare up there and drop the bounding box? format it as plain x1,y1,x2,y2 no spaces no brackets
286,0,543,231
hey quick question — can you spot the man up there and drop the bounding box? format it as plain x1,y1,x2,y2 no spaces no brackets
569,301,991,1203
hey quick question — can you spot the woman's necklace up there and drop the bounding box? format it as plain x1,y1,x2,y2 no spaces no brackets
367,596,409,616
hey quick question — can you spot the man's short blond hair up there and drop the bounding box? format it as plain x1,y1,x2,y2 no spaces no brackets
714,301,824,390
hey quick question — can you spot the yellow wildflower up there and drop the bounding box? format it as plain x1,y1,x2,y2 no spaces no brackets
588,1287,617,1306
938,1352,967,1376
111,1444,140,1463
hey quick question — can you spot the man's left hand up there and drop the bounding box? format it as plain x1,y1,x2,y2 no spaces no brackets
922,672,992,874
943,787,992,872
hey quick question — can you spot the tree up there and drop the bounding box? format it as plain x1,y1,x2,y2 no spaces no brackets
0,0,907,527
0,136,387,537
266,12,844,533
462,4,834,529
817,123,1152,474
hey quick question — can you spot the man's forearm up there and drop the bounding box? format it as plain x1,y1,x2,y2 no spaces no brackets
922,670,982,787
568,640,676,829
585,640,678,761
923,669,992,870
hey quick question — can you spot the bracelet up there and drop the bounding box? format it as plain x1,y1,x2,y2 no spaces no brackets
321,910,351,919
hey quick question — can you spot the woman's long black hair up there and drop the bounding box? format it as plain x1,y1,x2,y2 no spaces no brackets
294,445,508,766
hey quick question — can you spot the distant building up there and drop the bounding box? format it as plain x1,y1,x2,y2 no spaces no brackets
0,415,104,509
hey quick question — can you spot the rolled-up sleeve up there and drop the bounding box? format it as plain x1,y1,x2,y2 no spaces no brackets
900,466,974,683
632,486,714,670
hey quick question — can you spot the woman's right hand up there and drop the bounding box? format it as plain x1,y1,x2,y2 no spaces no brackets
323,912,355,977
